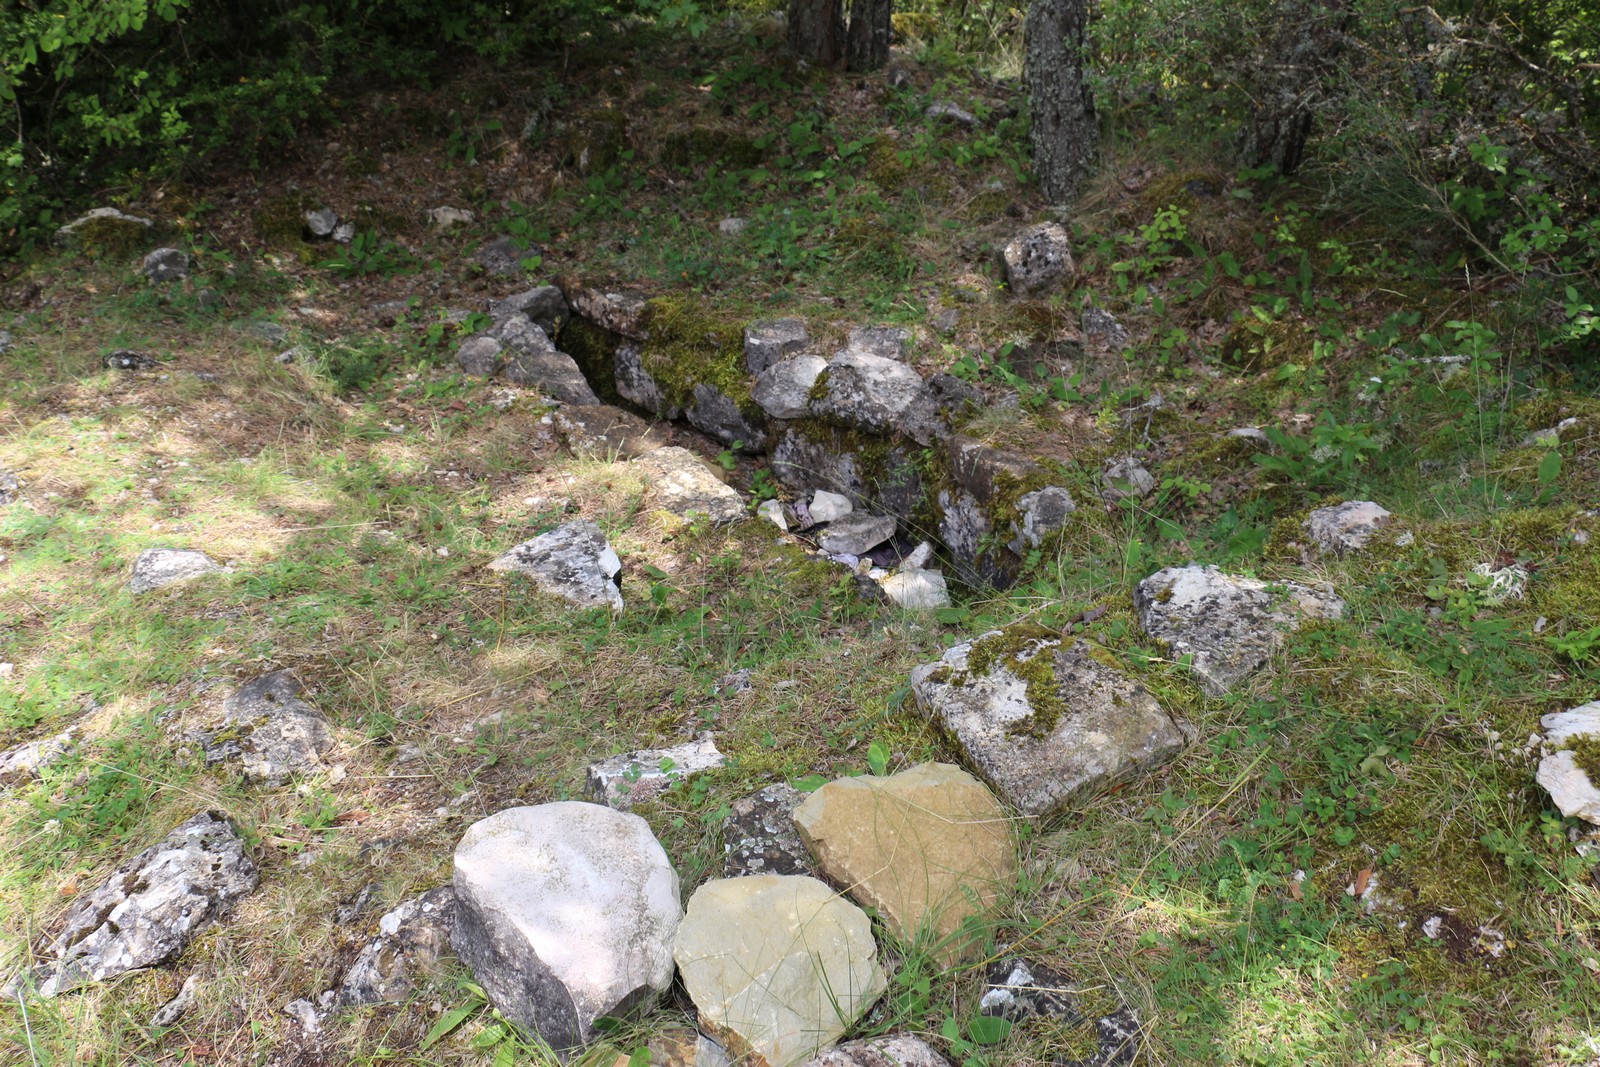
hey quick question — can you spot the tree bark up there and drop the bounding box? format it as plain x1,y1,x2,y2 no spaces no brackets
788,0,846,66
845,0,892,72
1025,0,1097,204
1235,0,1352,175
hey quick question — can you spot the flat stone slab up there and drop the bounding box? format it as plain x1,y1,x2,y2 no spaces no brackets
794,763,1015,962
586,737,725,810
909,627,1185,819
880,568,950,610
723,783,814,877
632,447,743,524
1306,500,1393,554
1538,701,1600,824
1133,564,1345,696
32,811,258,997
491,520,623,612
674,874,886,1067
203,670,332,784
451,803,681,1055
566,285,650,339
129,548,224,594
333,887,458,1006
818,512,896,556
502,348,602,406
754,354,828,421
845,325,911,360
553,405,667,460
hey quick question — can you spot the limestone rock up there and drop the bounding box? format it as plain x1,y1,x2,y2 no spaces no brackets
794,763,1015,961
150,974,200,1027
32,811,257,997
1134,564,1345,696
758,499,789,531
203,670,332,784
925,102,977,127
0,728,78,781
503,348,603,406
305,208,339,237
846,325,911,361
1537,701,1600,825
616,343,681,418
723,784,814,877
105,349,160,370
491,521,623,612
565,285,650,340
909,627,1185,818
745,319,810,375
801,1036,952,1067
490,285,571,336
334,887,458,1006
491,312,559,355
1100,456,1155,501
0,468,18,506
719,217,749,236
129,548,224,594
1081,307,1129,351
53,207,153,250
586,737,725,810
1010,487,1076,553
553,405,666,459
429,206,475,231
457,336,505,376
450,803,682,1055
673,875,886,1067
142,248,190,284
1306,501,1393,555
811,350,923,432
688,383,767,453
633,447,743,524
818,512,896,556
754,354,828,420
880,569,950,610
1000,223,1074,298
807,490,853,524
476,235,537,277
895,374,981,446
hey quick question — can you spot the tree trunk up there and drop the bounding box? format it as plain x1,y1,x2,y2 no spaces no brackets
1025,0,1097,203
845,0,892,72
788,0,846,66
1235,0,1352,175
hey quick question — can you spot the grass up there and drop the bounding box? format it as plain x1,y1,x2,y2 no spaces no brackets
1,12,1599,1067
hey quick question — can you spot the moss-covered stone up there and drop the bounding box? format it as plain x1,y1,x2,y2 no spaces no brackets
637,295,752,410
252,192,320,263
658,127,766,170
561,109,629,176
963,624,1071,739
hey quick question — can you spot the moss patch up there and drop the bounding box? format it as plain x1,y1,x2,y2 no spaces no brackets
957,623,1071,739
638,295,753,412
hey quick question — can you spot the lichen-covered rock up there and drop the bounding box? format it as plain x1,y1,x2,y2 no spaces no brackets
980,957,1077,1021
129,548,224,594
1100,456,1155,500
688,383,767,453
800,1036,952,1067
673,875,886,1067
105,349,160,370
1133,564,1344,696
1000,223,1074,298
429,206,475,230
845,325,911,361
633,447,744,524
203,671,333,784
909,627,1185,818
1537,701,1600,824
925,102,977,127
586,737,725,810
305,208,339,237
31,811,258,997
54,207,153,252
818,512,896,556
333,887,458,1006
794,763,1014,962
450,803,682,1055
1081,306,1129,351
490,521,623,612
754,354,828,420
553,405,666,460
0,728,78,781
142,248,190,284
895,374,981,446
476,235,537,277
723,784,814,877
810,350,924,432
0,468,16,507
1010,487,1076,553
745,319,811,375
457,336,505,376
565,284,651,339
1305,500,1393,555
